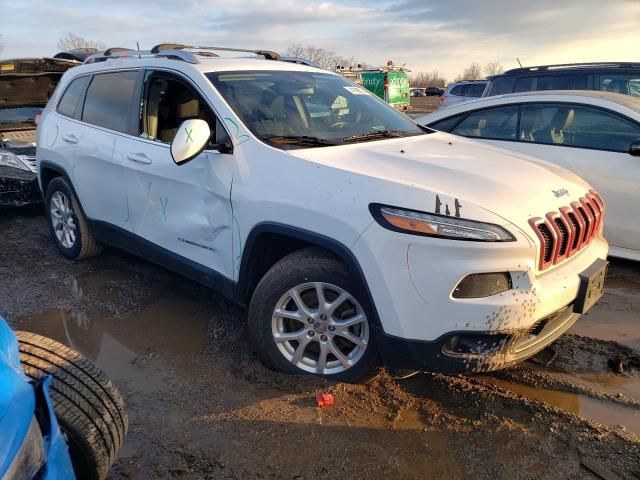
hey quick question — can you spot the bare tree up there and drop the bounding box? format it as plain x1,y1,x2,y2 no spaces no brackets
57,33,105,52
410,70,447,88
285,43,367,71
454,62,483,82
483,62,504,77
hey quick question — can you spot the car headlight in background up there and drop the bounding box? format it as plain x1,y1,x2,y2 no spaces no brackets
2,417,46,480
0,151,31,172
370,204,515,242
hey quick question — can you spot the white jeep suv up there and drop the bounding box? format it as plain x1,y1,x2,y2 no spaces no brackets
37,44,609,382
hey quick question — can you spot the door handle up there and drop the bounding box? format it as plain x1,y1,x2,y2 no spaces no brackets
62,134,78,144
126,153,152,164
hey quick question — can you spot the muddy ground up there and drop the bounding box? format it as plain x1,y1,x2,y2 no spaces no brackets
1,206,639,480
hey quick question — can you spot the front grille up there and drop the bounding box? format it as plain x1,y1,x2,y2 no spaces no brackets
528,189,605,271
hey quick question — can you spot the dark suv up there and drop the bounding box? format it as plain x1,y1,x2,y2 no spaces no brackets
484,62,640,98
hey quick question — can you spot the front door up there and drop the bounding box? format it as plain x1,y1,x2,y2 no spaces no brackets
120,70,235,281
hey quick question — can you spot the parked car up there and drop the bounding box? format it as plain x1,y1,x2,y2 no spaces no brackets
0,57,78,206
417,90,640,261
425,87,444,96
38,44,608,382
410,88,424,97
0,315,126,479
440,80,488,108
484,62,640,98
53,48,100,63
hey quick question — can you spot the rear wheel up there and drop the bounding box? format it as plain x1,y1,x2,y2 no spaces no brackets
249,248,379,383
45,177,102,260
16,331,127,480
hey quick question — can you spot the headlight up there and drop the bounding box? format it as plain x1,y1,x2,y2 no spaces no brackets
3,417,46,480
0,151,30,171
370,204,515,242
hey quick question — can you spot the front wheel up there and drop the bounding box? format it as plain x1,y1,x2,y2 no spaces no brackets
249,248,379,383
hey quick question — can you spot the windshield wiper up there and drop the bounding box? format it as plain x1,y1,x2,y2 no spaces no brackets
343,130,407,143
263,135,337,147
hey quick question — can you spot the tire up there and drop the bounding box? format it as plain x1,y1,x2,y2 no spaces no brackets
16,331,128,480
45,176,102,260
249,247,380,383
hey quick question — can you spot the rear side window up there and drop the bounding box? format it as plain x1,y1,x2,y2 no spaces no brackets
487,76,515,96
57,76,90,118
451,106,519,140
533,74,587,91
463,84,486,97
82,71,139,133
427,114,466,132
450,85,465,96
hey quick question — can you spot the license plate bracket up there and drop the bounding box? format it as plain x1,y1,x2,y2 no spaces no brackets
573,258,608,314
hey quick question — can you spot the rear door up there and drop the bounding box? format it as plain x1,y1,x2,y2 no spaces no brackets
71,70,142,228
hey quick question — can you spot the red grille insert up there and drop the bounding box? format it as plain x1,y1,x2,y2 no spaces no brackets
529,190,605,271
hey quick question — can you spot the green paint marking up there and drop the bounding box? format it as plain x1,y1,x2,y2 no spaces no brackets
124,192,130,223
224,117,250,146
185,128,194,144
232,214,242,266
160,197,168,223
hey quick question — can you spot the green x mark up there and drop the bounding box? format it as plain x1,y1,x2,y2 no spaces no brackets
184,128,194,144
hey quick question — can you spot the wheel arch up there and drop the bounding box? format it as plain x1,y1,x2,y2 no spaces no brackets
236,223,382,329
39,161,88,218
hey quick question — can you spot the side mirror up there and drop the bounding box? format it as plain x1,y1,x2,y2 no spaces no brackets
630,140,640,157
170,119,211,165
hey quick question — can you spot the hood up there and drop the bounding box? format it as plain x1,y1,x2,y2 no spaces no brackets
0,58,78,108
286,132,593,236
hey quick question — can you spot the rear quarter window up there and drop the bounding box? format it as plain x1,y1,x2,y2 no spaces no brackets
57,76,91,118
450,85,465,96
487,76,515,96
427,114,466,132
82,71,139,133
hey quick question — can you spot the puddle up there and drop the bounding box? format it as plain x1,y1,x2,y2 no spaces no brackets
481,377,640,436
17,296,216,389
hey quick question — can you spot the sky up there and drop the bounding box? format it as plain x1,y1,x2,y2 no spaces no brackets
1,0,639,80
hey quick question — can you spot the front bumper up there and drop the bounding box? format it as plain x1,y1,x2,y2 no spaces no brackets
0,166,41,207
352,221,608,371
378,303,579,372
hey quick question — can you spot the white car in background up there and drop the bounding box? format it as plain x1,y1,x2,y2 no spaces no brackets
439,80,488,109
417,91,640,261
37,46,608,382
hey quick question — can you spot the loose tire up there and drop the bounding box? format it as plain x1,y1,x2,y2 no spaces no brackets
249,248,379,383
16,331,127,480
45,177,102,260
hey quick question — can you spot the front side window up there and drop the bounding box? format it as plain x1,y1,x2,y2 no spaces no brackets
206,71,425,149
57,76,91,118
82,71,138,133
428,113,466,132
141,72,229,148
451,106,518,140
600,74,640,97
520,103,640,152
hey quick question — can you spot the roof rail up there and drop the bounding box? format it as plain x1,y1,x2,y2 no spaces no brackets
103,47,135,56
503,61,640,74
279,56,320,68
150,44,280,60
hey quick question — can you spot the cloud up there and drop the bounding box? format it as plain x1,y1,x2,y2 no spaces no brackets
2,0,638,80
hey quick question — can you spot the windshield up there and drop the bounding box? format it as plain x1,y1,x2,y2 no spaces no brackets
0,107,42,126
206,71,426,149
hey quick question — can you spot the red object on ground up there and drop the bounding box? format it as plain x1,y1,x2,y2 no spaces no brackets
316,393,334,407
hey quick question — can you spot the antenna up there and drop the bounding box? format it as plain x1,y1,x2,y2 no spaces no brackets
516,57,523,68
137,42,142,60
